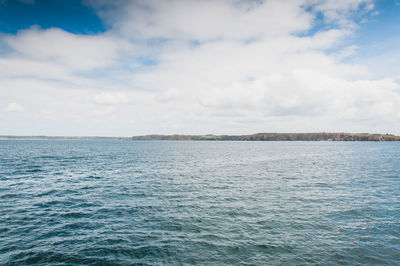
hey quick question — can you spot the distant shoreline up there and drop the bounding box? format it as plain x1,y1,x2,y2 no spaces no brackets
130,133,400,141
2,133,399,141
0,136,124,141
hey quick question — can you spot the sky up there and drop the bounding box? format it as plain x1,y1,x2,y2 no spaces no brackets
0,0,400,136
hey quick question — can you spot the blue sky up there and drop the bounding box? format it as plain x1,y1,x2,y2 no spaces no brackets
0,0,400,136
353,0,400,79
0,0,104,34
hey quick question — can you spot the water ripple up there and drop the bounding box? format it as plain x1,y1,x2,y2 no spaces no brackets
0,140,399,264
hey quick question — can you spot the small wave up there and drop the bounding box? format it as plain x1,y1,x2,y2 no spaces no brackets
60,212,92,219
85,175,102,179
25,168,43,173
0,193,19,199
6,250,113,265
37,189,58,197
254,243,295,253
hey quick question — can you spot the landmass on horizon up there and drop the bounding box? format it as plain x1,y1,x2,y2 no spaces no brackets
2,133,400,141
130,133,400,141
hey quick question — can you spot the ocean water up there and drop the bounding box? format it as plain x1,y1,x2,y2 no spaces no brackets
0,140,399,265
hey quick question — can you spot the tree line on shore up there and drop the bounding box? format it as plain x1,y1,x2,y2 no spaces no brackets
130,133,400,141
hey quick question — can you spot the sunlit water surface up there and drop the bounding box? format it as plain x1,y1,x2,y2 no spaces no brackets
0,140,399,265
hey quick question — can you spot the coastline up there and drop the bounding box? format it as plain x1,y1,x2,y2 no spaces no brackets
130,133,400,141
2,133,399,141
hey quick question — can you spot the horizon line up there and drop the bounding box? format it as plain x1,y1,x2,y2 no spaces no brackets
1,132,399,139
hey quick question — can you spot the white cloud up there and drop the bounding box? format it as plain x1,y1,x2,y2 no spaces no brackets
115,0,313,41
93,92,130,105
3,103,25,112
89,0,373,40
0,0,399,136
90,106,115,117
307,0,374,26
2,27,134,73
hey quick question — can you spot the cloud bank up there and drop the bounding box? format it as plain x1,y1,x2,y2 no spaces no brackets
3,102,25,112
0,0,399,136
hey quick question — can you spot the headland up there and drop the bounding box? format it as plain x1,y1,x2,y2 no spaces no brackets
130,133,400,141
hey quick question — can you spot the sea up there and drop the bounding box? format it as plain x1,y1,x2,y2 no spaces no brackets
0,140,399,265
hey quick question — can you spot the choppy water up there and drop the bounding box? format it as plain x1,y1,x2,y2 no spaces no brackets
0,140,399,265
